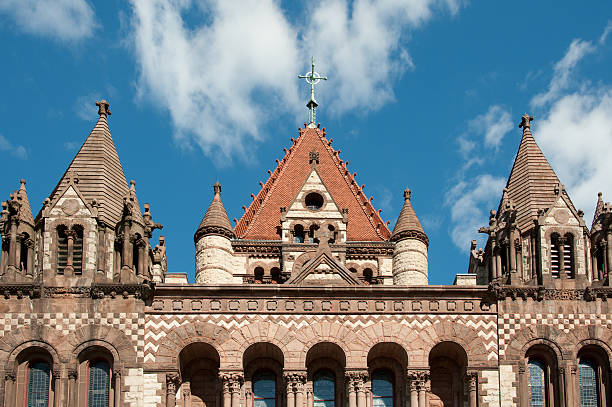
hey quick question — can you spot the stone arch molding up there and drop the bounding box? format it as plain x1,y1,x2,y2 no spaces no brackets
63,324,138,367
0,324,66,370
504,325,567,361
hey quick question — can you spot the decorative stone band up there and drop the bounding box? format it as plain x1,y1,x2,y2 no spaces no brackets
194,225,235,241
389,229,429,246
485,282,612,303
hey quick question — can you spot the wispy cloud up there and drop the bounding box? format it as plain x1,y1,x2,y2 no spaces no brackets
129,0,463,162
467,105,513,149
0,134,28,159
531,39,596,108
600,20,612,44
0,0,97,42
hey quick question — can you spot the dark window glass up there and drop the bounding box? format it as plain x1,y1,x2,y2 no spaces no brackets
305,193,324,210
294,225,305,243
314,370,335,407
27,362,50,407
529,359,546,407
253,371,276,407
372,370,393,407
88,361,110,407
579,359,599,407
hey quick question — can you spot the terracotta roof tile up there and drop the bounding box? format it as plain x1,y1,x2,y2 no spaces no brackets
195,183,234,240
45,103,130,227
235,126,390,241
500,117,576,233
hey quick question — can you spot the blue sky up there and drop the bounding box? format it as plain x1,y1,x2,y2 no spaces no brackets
1,1,612,284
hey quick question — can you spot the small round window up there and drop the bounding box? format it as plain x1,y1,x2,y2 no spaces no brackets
305,192,324,210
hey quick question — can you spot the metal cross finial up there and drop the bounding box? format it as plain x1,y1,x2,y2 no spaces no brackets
298,57,327,127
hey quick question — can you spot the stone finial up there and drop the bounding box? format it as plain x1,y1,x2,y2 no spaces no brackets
554,183,565,196
96,100,111,117
130,180,136,191
213,182,222,195
519,113,533,130
19,179,26,190
404,188,411,201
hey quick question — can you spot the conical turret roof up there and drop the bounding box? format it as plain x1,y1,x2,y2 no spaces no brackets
195,183,235,240
15,179,34,226
45,100,131,227
500,114,576,232
390,188,428,245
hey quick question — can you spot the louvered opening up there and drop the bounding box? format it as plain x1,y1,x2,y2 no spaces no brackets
57,227,68,274
73,228,83,275
550,235,561,278
19,233,29,271
563,234,574,278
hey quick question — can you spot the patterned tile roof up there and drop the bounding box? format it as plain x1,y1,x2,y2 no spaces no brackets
195,183,235,240
234,126,391,241
45,101,132,227
500,116,576,233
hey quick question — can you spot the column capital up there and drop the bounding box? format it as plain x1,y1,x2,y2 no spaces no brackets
221,371,243,393
166,372,180,390
4,371,15,382
465,371,478,391
68,369,78,380
407,368,430,382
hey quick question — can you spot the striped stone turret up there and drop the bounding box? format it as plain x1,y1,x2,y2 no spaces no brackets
194,183,236,284
391,188,428,285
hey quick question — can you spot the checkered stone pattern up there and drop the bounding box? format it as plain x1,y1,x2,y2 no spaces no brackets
0,312,145,360
144,313,498,362
498,313,612,356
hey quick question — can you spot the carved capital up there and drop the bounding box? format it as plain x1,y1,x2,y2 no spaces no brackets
465,371,478,391
221,372,243,393
68,369,78,380
166,372,179,392
4,372,15,382
345,370,368,392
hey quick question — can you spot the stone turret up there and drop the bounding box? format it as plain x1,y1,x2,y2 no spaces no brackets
391,188,428,285
195,183,236,284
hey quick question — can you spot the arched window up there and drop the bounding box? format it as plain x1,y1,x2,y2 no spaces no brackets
293,225,305,243
27,361,50,407
363,268,373,285
528,359,547,407
327,225,336,244
371,370,393,407
270,267,281,284
305,193,324,210
309,225,319,244
253,370,276,407
314,370,335,407
88,360,110,407
579,359,598,407
254,267,264,284
20,232,29,272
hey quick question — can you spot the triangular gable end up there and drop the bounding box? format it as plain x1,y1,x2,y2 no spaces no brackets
284,166,344,221
287,250,361,285
46,183,94,219
235,126,391,241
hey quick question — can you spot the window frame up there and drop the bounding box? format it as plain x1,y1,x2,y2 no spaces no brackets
87,359,111,407
252,369,277,407
313,369,336,407
26,360,51,407
371,369,394,407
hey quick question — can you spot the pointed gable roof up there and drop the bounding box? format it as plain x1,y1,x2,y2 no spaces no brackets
46,100,130,227
391,189,428,246
501,114,576,232
195,183,235,240
234,126,391,241
592,192,604,231
15,179,34,227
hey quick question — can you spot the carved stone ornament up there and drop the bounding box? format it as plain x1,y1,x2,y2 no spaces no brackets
61,199,80,216
553,209,570,225
486,283,612,302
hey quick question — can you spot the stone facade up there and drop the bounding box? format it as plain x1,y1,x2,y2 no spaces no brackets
0,104,611,407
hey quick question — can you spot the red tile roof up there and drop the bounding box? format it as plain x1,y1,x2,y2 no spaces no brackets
235,126,391,241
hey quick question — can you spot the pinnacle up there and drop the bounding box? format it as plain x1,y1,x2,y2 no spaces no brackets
391,187,428,245
195,183,235,241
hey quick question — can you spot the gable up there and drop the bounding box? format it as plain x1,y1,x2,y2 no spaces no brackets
235,127,390,241
286,250,361,286
284,167,343,221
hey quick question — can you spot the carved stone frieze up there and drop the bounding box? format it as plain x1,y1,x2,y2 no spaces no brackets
486,282,612,302
0,284,40,299
232,241,281,258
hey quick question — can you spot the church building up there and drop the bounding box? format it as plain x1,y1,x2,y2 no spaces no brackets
0,65,611,407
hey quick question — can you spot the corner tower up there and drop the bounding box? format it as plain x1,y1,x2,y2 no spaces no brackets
195,183,236,284
391,189,428,284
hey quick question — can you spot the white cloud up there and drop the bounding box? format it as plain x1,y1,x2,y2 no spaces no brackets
531,39,596,108
445,174,505,250
600,20,612,44
0,134,28,159
468,105,512,149
129,0,462,161
0,0,97,42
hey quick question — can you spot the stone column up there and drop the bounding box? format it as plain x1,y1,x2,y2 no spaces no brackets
26,239,34,276
53,369,61,407
591,249,599,281
306,383,313,407
517,365,527,407
137,240,146,276
515,239,523,281
495,247,503,280
417,383,425,407
97,226,106,273
122,222,131,269
15,234,22,271
558,367,566,407
357,380,367,407
8,219,17,269
183,383,191,407
466,372,477,407
490,238,498,281
68,369,78,407
509,236,517,275
222,377,232,407
346,372,367,407
409,381,418,407
114,370,121,407
607,231,612,285
166,373,179,407
4,372,15,406
295,378,305,407
230,379,241,407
